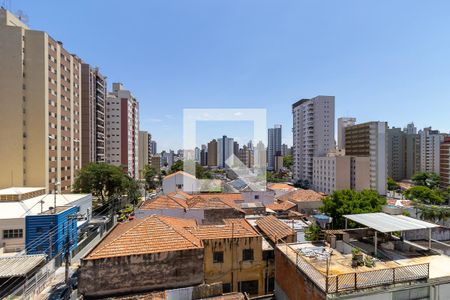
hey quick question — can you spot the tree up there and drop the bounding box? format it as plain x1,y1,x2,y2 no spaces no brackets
404,186,444,205
143,165,157,190
169,160,212,179
305,225,322,241
124,176,141,206
294,179,310,189
320,190,386,228
73,163,127,204
283,155,293,170
387,177,401,191
412,172,440,189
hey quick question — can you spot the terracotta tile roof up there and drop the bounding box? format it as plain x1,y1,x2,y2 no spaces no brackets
205,293,246,300
187,219,260,240
139,192,244,213
267,183,296,191
277,189,324,203
197,193,243,202
139,195,188,210
255,215,296,243
84,215,202,260
163,171,197,180
265,201,296,211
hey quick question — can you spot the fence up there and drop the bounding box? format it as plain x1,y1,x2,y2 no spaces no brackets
287,244,430,294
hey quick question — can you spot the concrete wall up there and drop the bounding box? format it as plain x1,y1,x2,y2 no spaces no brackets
0,218,25,252
163,174,199,194
297,201,322,214
405,227,450,241
79,249,204,298
241,191,275,205
274,247,326,300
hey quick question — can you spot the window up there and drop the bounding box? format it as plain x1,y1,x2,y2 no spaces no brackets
213,251,224,263
223,283,232,293
254,195,260,200
242,249,254,261
239,280,258,296
3,229,23,239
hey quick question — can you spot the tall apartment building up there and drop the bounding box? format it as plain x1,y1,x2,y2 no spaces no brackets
138,131,151,178
150,140,157,155
387,127,420,181
345,121,388,195
105,83,139,178
337,117,356,150
0,9,82,193
207,139,218,167
81,64,106,166
440,137,450,189
217,136,235,168
237,145,254,168
404,122,417,134
267,124,282,171
292,96,335,183
313,153,370,194
419,127,446,174
200,145,208,166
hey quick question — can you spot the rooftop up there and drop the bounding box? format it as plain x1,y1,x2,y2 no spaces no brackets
267,183,296,191
278,241,450,294
0,254,46,278
265,201,296,211
0,187,46,201
163,171,197,180
277,189,324,203
0,193,91,219
344,212,440,233
255,216,296,243
84,216,202,260
187,219,260,240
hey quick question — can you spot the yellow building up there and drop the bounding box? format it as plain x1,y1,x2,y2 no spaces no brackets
0,9,82,193
187,219,267,296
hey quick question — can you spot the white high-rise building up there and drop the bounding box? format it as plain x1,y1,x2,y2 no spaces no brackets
337,117,356,150
105,83,139,178
419,127,446,174
267,125,282,171
292,96,335,183
404,122,417,134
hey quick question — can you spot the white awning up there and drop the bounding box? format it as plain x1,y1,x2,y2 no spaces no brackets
343,212,439,233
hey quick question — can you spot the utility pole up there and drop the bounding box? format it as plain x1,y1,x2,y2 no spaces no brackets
65,214,78,285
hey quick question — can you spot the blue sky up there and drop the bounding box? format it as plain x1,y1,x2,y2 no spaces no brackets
9,0,450,151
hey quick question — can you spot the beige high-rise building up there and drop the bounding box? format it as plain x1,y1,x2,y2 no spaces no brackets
0,9,82,193
207,139,218,167
345,121,388,195
440,137,450,190
81,64,106,166
138,131,151,178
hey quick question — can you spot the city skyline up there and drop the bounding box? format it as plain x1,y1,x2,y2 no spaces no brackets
5,0,450,150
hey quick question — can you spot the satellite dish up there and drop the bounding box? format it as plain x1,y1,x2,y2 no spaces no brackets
15,10,29,24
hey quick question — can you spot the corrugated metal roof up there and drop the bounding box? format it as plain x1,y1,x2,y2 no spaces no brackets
344,213,440,233
0,254,46,278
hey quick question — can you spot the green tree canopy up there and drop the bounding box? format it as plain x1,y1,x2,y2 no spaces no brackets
73,163,127,204
169,160,212,179
320,190,387,228
143,165,158,190
404,186,445,205
387,177,401,191
124,175,142,206
283,155,293,170
412,172,440,189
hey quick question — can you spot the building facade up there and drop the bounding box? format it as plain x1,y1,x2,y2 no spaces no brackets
292,96,335,183
420,127,446,174
268,125,282,171
207,139,218,167
218,136,235,168
345,121,388,195
81,64,106,166
0,9,82,193
138,131,151,178
105,83,139,178
440,137,450,189
337,117,356,150
387,127,420,181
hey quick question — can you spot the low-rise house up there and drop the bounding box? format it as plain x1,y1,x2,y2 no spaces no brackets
240,202,266,215
277,189,324,214
265,200,297,217
0,187,91,253
135,192,245,224
79,215,204,298
162,171,199,194
186,219,267,296
267,183,296,198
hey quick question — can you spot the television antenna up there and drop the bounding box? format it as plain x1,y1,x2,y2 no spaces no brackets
15,9,29,24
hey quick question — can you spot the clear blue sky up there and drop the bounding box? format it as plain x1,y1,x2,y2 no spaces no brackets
9,0,450,151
